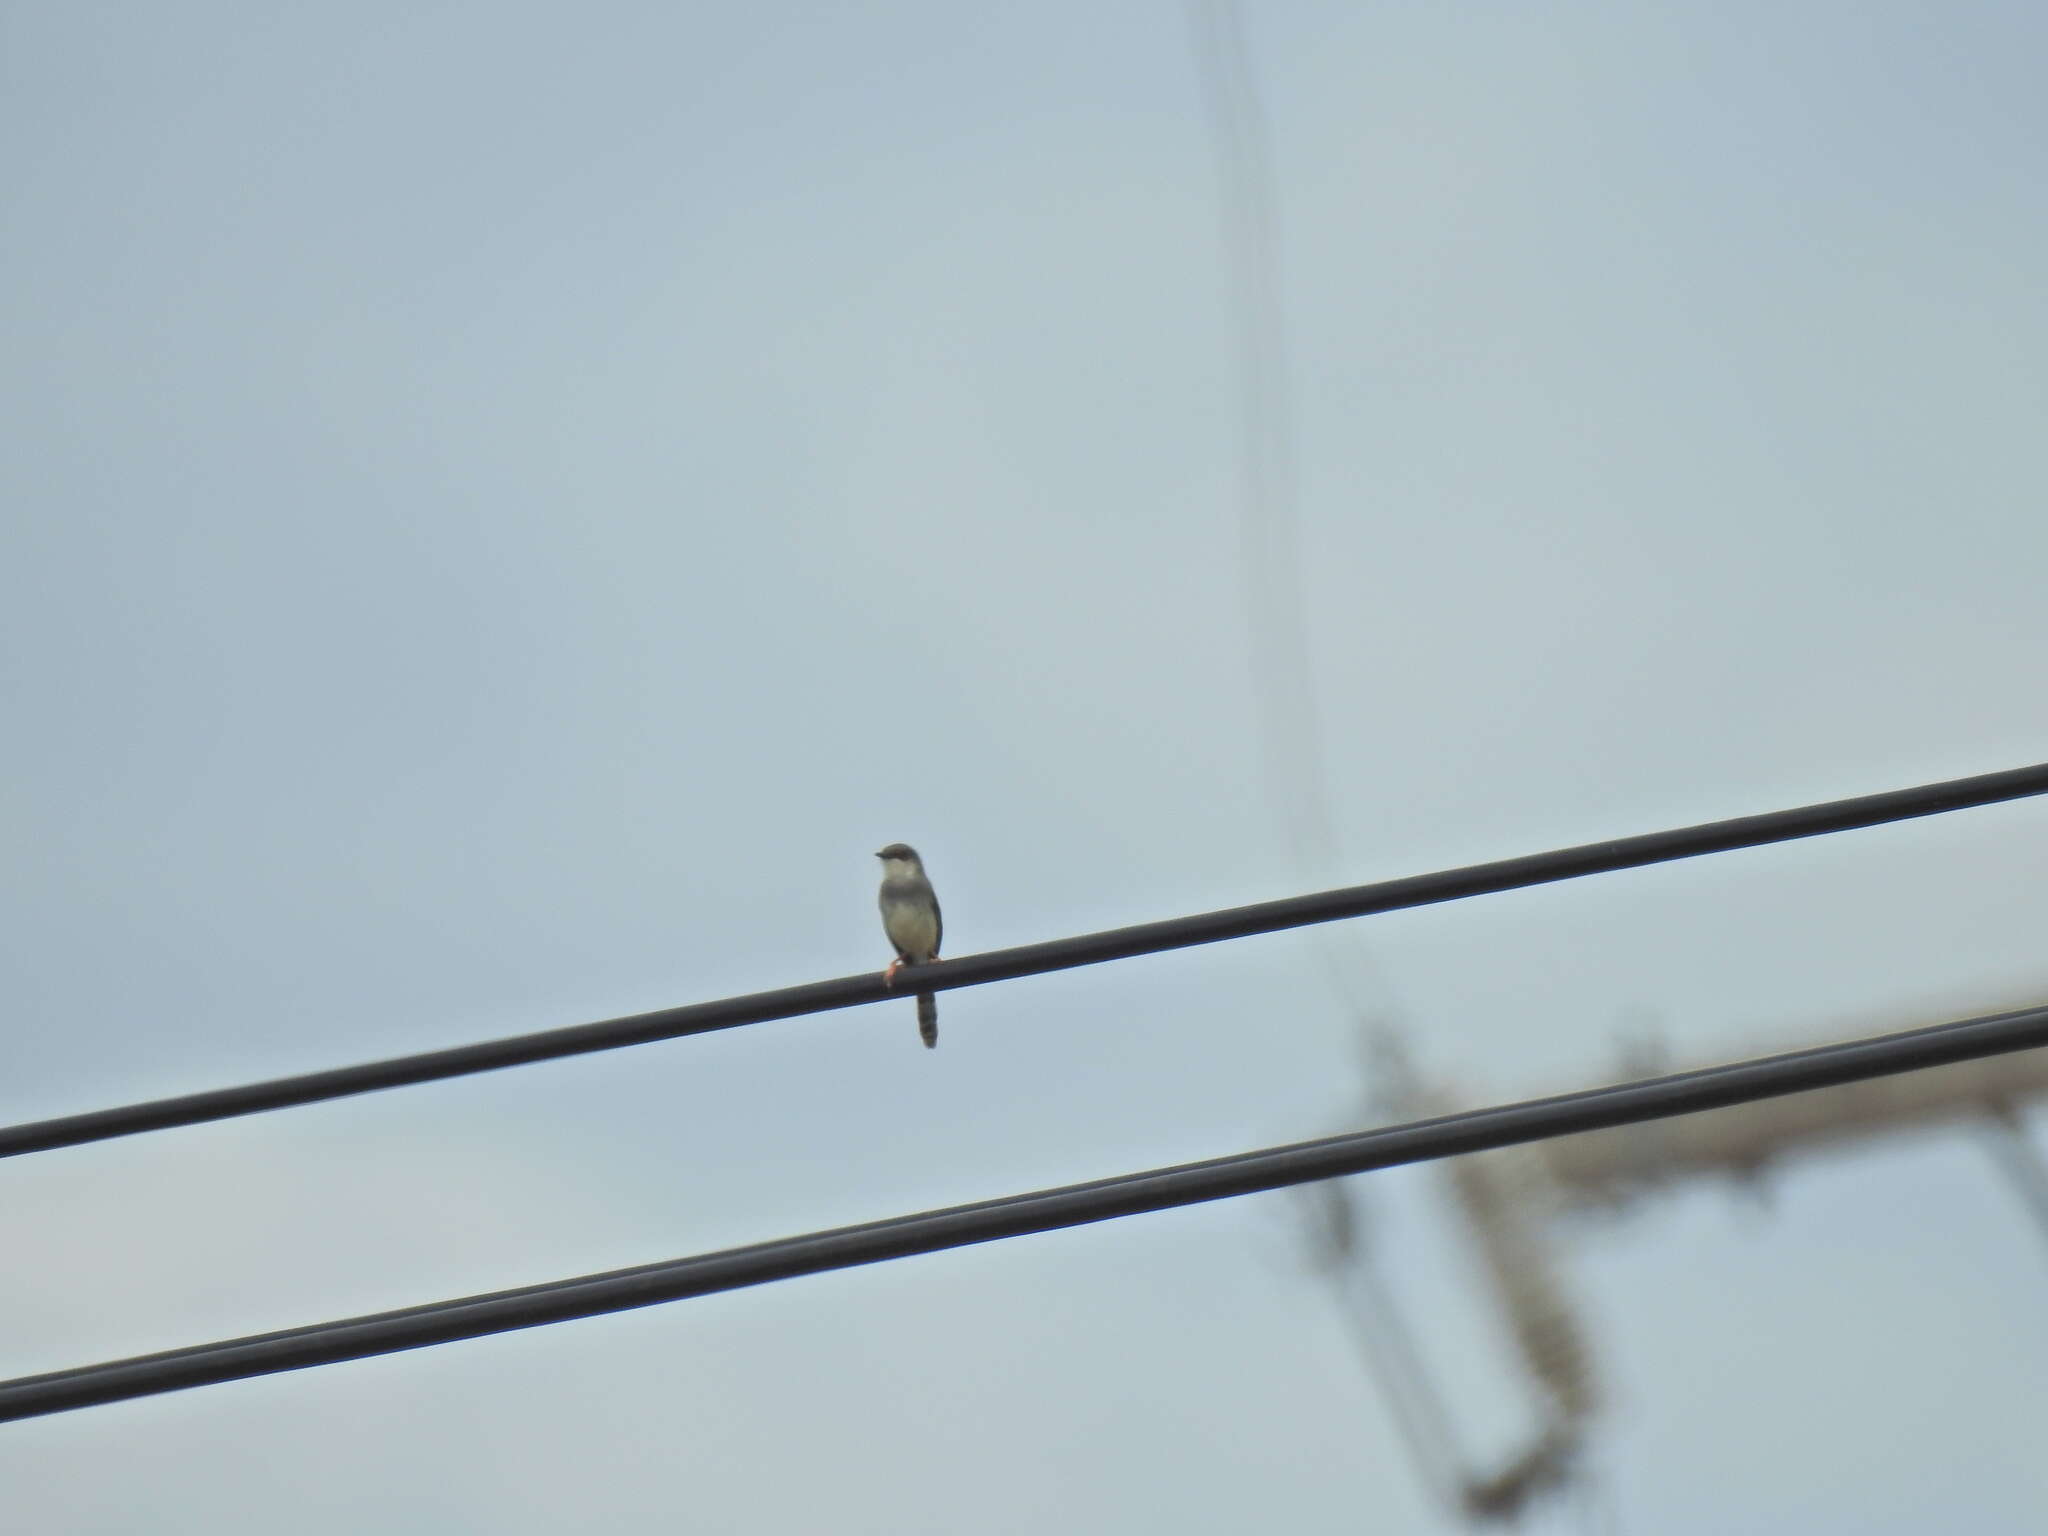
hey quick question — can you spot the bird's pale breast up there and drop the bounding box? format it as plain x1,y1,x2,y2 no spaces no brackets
879,881,940,959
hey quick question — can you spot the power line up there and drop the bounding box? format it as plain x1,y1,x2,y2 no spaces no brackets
4,761,2047,1161
6,999,2046,1423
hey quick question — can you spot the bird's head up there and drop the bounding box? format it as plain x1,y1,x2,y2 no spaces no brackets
875,843,922,869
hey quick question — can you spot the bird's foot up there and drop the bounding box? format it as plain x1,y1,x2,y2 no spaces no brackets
882,959,902,988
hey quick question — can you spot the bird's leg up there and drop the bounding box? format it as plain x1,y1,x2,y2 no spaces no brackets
882,958,903,987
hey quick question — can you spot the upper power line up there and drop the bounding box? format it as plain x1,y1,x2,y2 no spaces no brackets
5,999,2045,1422
5,759,2047,1161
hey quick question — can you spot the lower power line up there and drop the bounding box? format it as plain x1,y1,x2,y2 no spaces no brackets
3,1000,2046,1423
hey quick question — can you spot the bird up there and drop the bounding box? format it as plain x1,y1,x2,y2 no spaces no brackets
875,843,943,1048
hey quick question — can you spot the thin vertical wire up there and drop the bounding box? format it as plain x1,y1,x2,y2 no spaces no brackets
1981,1106,2048,1258
1185,0,1388,1020
1187,14,1464,1511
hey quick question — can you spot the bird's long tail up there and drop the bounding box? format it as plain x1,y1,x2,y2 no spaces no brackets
916,992,938,1049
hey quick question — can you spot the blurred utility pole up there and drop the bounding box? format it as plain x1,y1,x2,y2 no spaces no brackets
1536,1028,2048,1216
1308,992,2048,1527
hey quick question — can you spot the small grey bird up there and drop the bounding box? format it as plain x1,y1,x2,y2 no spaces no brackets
875,842,943,1048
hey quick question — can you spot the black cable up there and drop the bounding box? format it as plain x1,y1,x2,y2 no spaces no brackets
5,760,2047,1162
5,1000,2045,1422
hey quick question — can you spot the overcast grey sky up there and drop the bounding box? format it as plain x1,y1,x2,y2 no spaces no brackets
5,3,2047,1531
